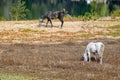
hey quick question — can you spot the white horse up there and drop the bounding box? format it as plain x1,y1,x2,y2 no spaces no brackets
83,42,105,64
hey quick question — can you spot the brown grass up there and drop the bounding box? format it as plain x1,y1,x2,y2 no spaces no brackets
0,38,120,80
0,20,120,79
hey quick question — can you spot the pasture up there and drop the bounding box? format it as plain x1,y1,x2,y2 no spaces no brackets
0,20,120,80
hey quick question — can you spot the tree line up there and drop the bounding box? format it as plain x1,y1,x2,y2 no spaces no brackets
0,0,120,20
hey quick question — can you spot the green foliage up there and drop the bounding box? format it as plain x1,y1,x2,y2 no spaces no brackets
10,0,31,21
89,1,109,18
100,4,109,16
0,17,6,21
83,11,99,20
0,0,120,20
83,12,92,20
111,10,120,19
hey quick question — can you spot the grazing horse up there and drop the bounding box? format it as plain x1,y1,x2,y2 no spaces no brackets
39,10,67,28
83,42,105,64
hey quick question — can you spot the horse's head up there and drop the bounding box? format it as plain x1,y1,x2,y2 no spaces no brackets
39,18,44,26
40,19,43,23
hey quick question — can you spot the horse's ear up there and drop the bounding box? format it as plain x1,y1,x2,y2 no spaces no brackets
62,8,66,13
63,8,68,14
63,8,66,12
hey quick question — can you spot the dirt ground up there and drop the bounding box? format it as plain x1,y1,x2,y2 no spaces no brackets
0,20,120,80
0,38,120,80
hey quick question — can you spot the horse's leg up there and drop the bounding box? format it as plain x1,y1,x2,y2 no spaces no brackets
48,18,53,27
99,52,103,64
99,46,104,64
99,56,102,64
46,19,49,27
84,52,88,62
94,55,97,61
59,18,64,28
61,20,64,28
88,52,91,62
93,53,97,61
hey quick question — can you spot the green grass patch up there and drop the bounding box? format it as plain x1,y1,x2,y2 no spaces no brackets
21,28,32,32
106,25,120,37
0,74,34,80
79,33,95,38
107,25,120,29
21,28,39,33
107,32,120,37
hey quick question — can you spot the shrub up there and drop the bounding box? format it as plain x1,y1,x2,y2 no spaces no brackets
10,0,30,21
83,12,92,20
111,10,120,19
0,17,6,21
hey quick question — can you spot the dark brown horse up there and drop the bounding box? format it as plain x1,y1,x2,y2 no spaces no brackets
39,10,67,28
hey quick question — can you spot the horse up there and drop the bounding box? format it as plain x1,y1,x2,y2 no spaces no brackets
39,10,67,28
83,42,105,64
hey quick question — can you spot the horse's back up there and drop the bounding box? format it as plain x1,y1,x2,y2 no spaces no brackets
45,11,53,17
86,42,104,53
95,42,104,50
86,42,96,53
87,42,95,49
44,10,65,19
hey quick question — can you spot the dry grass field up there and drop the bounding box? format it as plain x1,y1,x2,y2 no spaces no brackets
0,20,120,80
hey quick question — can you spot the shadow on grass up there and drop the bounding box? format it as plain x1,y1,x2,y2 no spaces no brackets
80,56,100,63
37,24,60,28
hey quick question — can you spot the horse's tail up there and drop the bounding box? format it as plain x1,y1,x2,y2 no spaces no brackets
66,14,73,22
